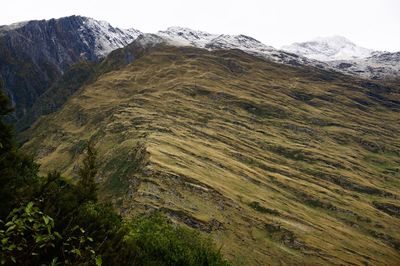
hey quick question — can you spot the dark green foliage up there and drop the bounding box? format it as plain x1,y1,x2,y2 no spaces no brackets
0,202,59,265
0,88,17,174
76,141,98,203
126,214,229,266
39,171,79,217
0,153,40,218
0,202,101,265
0,90,229,265
0,90,40,218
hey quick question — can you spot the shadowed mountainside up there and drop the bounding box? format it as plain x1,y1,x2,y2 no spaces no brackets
21,44,400,265
0,15,140,120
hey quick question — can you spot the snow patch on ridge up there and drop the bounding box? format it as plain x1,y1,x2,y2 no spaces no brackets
155,26,316,67
157,27,276,53
282,35,375,61
79,17,142,57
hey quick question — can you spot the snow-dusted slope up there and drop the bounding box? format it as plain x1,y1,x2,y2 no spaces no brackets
282,36,374,61
281,36,400,79
327,52,400,79
157,27,217,47
156,27,321,67
78,17,141,57
155,29,400,80
0,16,142,59
158,27,276,52
116,28,400,80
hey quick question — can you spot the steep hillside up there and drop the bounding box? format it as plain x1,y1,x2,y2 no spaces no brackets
15,34,165,131
0,15,140,119
22,44,400,265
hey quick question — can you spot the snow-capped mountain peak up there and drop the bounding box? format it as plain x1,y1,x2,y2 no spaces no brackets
157,26,218,47
78,17,142,57
282,35,374,61
0,16,142,59
154,26,323,71
157,27,276,54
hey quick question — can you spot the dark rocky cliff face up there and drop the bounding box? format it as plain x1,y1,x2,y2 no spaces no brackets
0,15,140,120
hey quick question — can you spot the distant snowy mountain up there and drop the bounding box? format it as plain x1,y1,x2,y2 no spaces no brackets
281,36,400,79
157,27,217,48
282,36,375,61
327,51,400,79
157,27,276,53
156,27,320,67
155,29,400,80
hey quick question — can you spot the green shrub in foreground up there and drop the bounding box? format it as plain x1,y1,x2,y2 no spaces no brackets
126,213,230,266
0,89,230,265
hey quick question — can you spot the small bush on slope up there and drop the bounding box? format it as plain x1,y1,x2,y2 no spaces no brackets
126,214,229,266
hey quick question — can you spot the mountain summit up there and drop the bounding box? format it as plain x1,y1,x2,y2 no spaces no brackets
0,15,141,119
157,26,275,51
156,26,317,67
282,35,375,61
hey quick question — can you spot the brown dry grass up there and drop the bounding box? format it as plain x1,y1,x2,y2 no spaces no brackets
23,46,400,265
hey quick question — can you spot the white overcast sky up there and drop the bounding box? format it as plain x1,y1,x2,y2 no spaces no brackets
2,0,399,51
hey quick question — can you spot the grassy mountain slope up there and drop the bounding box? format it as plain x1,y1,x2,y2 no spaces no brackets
22,45,400,265
16,35,162,132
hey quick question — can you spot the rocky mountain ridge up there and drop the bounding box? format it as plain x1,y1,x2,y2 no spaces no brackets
0,15,141,118
0,15,399,125
156,26,323,68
